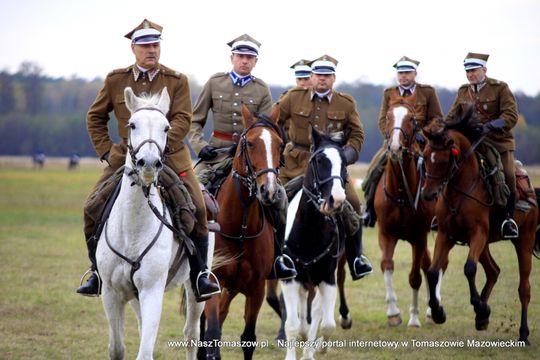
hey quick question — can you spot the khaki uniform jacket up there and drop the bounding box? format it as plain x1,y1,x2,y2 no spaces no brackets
86,64,193,174
446,77,518,152
278,87,365,181
188,72,273,155
378,84,443,136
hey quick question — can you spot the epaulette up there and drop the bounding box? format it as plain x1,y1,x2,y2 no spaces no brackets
108,66,131,76
289,86,309,93
487,77,503,86
336,91,355,103
458,83,469,90
417,83,434,89
160,65,182,78
251,76,268,87
210,72,229,79
383,87,394,94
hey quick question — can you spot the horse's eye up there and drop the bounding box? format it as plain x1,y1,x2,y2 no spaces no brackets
126,123,136,130
164,125,170,133
247,141,254,148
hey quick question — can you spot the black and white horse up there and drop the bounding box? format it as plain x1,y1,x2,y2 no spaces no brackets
281,129,348,360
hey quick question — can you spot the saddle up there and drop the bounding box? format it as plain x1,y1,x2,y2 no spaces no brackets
85,165,197,244
515,160,537,210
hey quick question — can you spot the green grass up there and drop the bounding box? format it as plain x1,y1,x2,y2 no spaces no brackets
0,161,539,359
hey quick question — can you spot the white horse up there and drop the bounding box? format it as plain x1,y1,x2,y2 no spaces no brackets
96,87,207,360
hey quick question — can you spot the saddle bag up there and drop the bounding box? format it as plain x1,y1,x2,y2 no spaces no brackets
84,166,125,225
340,200,361,236
515,160,537,207
477,143,510,207
159,166,196,236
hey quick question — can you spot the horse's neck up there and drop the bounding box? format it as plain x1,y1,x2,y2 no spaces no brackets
385,154,419,190
117,174,161,222
447,142,483,195
220,175,261,226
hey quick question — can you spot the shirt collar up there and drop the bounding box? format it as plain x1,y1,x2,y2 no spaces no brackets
310,89,333,102
132,65,160,82
398,84,416,96
470,79,487,93
229,70,253,87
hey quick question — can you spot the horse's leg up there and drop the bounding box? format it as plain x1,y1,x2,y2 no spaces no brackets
241,284,266,360
513,233,533,344
478,246,500,304
302,288,322,360
337,254,352,329
427,232,454,325
102,289,126,360
183,281,205,360
317,281,337,355
129,298,142,335
463,229,490,331
298,285,310,340
266,279,282,317
203,292,222,360
379,232,401,326
281,280,301,360
407,232,430,328
136,284,167,360
420,240,433,323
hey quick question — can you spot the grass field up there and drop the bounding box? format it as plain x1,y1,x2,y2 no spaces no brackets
1,158,539,359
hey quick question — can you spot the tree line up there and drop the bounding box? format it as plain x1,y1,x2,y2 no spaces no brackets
1,62,539,164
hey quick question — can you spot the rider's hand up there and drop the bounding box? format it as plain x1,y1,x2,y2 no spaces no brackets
199,146,218,161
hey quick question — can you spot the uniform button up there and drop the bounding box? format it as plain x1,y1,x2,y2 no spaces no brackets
233,102,238,106
235,93,239,96
314,124,319,128
249,99,253,103
233,123,237,126
233,113,237,116
142,82,147,85
219,95,223,98
315,116,319,119
317,107,320,110
300,111,303,115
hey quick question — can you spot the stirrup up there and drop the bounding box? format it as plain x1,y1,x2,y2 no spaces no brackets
500,218,519,239
274,255,296,280
352,255,373,279
195,270,221,300
430,217,438,231
78,268,101,298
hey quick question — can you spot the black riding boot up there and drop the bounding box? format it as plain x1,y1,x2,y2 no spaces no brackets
76,235,101,296
346,229,373,280
273,222,297,280
362,201,377,228
501,192,519,239
188,235,221,302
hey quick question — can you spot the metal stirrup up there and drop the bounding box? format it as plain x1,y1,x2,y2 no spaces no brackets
500,218,519,239
195,270,221,299
78,268,102,298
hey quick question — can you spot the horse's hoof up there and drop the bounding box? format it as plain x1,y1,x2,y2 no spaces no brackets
475,315,490,331
407,318,421,328
340,314,352,329
474,303,490,330
275,330,286,341
431,306,446,324
387,313,402,327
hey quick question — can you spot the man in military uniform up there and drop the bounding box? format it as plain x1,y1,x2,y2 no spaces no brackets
187,34,296,280
292,59,313,88
77,19,220,302
278,55,373,280
362,56,443,227
446,52,519,239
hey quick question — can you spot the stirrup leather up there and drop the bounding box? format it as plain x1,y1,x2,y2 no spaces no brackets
78,268,102,298
195,270,221,300
500,218,519,239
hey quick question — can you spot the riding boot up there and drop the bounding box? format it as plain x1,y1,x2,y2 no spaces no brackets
501,192,519,239
362,201,377,228
76,234,101,296
346,229,373,280
273,221,297,280
188,235,221,302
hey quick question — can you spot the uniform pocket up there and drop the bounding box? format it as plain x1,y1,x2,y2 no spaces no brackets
327,110,346,131
212,93,232,113
114,95,131,122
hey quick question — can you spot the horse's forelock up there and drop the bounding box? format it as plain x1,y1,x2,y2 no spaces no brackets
133,92,162,111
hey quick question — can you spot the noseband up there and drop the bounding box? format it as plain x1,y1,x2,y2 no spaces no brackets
302,147,346,207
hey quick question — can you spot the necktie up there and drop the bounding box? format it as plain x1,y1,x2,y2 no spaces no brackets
403,89,411,97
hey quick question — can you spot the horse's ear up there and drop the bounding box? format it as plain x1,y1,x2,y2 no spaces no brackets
124,87,137,114
311,126,322,148
241,104,255,128
157,87,170,115
269,104,280,124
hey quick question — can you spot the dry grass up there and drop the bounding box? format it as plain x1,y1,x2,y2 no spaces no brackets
0,158,539,359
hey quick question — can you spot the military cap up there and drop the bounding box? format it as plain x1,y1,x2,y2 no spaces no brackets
463,52,489,70
311,55,338,74
124,19,162,45
227,34,261,56
393,56,420,72
291,59,312,78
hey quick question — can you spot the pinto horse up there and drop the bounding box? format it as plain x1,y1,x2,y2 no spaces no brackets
281,129,348,360
374,93,435,327
96,87,205,360
201,105,284,360
421,117,538,343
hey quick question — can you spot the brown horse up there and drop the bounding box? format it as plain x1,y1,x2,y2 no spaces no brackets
421,118,538,344
374,93,435,327
201,105,283,360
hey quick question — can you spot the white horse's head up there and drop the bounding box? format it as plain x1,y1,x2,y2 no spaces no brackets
124,87,170,186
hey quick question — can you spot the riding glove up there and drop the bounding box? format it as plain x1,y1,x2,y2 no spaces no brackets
199,146,218,161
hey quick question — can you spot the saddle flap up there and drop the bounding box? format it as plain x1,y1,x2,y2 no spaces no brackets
515,161,537,207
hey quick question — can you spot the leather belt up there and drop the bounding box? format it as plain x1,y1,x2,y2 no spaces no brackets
212,130,235,142
292,142,310,151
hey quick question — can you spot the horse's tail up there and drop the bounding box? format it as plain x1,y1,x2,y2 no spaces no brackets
534,188,540,260
211,250,243,271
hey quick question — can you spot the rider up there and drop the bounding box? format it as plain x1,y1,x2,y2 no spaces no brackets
77,19,220,302
187,34,296,280
446,52,519,239
277,55,373,280
362,56,443,227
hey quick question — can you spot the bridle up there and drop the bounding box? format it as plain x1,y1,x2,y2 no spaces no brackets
385,102,419,155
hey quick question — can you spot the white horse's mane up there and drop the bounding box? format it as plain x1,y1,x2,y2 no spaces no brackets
135,92,162,109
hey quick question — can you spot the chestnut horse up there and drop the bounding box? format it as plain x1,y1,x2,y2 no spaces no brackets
201,105,283,360
374,93,435,327
422,118,538,343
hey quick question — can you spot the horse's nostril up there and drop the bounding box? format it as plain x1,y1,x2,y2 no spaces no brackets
136,158,145,167
260,184,267,195
155,159,163,169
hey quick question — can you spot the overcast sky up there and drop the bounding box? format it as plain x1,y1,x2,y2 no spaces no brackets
2,0,539,95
